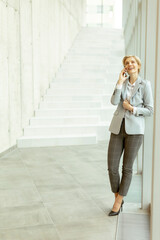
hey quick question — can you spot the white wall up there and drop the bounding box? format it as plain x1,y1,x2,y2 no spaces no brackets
0,0,86,154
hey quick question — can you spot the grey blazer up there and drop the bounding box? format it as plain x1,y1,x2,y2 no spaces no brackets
109,75,154,135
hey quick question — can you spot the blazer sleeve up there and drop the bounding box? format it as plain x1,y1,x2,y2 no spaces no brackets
135,80,154,117
110,84,122,105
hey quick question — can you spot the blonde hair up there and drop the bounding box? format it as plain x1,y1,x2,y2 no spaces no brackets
122,55,141,74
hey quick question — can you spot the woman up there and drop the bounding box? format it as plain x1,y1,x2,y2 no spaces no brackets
107,55,154,216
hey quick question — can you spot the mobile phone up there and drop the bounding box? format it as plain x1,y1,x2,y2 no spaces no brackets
123,71,129,78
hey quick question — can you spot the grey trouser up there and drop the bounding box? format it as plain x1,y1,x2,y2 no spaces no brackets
107,118,143,196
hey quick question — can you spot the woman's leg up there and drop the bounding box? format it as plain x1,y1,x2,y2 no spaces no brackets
107,132,124,194
112,193,124,212
118,133,144,196
107,119,126,213
114,192,118,199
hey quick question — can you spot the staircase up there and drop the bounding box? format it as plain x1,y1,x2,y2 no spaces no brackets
17,27,125,148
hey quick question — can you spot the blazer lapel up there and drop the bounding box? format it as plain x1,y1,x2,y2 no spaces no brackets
122,78,129,100
130,75,142,98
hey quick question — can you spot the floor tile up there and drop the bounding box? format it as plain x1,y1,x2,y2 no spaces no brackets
71,172,108,186
0,175,35,189
56,217,117,240
37,185,91,204
0,188,42,208
1,149,21,160
0,204,52,229
0,225,60,240
82,183,110,200
26,164,66,178
45,199,107,225
33,173,80,188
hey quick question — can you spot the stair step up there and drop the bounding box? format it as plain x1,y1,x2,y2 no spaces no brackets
60,64,108,71
47,88,113,95
17,135,97,148
50,82,112,88
40,101,102,109
56,72,107,79
35,107,115,121
60,63,109,69
44,94,111,102
55,70,118,76
54,77,108,82
53,79,108,83
23,124,109,141
30,116,101,126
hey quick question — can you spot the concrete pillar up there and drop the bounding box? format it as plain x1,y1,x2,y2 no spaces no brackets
122,0,157,211
150,1,160,239
142,0,157,210
19,0,34,128
4,1,22,147
122,0,144,186
123,0,160,238
0,1,10,151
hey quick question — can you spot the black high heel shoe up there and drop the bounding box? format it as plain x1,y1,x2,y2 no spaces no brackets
108,199,124,216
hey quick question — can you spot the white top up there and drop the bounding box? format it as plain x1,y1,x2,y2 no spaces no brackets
116,80,137,115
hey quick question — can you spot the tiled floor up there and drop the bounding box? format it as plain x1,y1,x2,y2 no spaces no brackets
0,141,120,240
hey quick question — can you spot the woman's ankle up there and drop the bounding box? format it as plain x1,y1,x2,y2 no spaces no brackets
116,193,123,203
114,192,118,199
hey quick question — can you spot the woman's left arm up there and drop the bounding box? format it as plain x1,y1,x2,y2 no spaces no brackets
134,80,154,117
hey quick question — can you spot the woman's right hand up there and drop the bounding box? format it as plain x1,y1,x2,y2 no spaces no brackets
117,67,128,85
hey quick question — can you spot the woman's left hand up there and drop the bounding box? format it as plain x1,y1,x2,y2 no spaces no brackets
123,100,133,112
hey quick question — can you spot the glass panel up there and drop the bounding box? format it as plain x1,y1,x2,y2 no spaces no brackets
86,0,122,28
97,5,103,13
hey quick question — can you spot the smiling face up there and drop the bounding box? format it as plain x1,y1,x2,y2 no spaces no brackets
124,57,140,75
